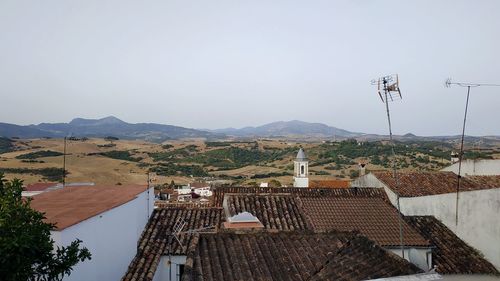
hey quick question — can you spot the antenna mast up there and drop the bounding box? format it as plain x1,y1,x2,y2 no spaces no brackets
371,74,404,258
445,78,500,227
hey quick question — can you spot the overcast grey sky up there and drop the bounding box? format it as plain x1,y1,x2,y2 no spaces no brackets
1,0,499,136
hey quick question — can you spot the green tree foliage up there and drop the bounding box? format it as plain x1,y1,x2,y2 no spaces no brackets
185,147,294,170
349,169,360,179
268,179,282,188
0,137,14,154
0,168,66,182
0,174,91,281
16,151,64,160
99,150,142,162
205,142,231,147
149,163,208,177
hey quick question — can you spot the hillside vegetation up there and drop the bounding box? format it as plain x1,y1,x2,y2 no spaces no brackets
0,137,497,186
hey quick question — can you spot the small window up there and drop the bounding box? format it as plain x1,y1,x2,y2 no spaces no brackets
177,264,185,280
301,165,305,174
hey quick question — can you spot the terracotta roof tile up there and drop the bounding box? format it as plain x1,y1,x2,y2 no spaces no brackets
405,216,499,274
226,195,312,231
213,186,385,207
309,180,350,189
24,182,58,191
30,185,147,230
300,196,429,247
182,232,421,281
371,171,498,197
467,175,500,189
122,208,224,281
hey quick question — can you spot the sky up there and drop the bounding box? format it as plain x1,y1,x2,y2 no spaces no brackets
1,0,499,136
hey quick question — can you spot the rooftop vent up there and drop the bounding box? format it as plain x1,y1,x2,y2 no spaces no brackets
224,212,264,230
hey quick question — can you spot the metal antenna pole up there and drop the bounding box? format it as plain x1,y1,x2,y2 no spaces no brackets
372,74,404,258
455,86,470,226
384,79,404,259
445,78,500,228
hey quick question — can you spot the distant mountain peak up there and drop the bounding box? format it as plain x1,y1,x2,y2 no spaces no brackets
212,120,361,138
69,116,126,126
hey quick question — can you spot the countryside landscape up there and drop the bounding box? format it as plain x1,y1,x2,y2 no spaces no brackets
2,1,500,281
1,116,499,187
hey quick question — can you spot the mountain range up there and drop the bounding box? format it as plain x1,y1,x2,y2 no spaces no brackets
0,116,218,142
210,120,361,138
0,117,361,141
1,117,498,143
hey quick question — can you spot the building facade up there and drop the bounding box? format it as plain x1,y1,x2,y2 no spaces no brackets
31,185,154,281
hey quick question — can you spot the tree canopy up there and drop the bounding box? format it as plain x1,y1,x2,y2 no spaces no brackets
0,173,91,281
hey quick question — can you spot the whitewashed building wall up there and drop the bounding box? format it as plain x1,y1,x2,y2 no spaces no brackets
51,188,154,281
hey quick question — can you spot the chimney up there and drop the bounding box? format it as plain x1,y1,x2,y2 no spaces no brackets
359,163,366,176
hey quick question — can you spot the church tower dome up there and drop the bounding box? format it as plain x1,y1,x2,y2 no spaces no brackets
293,148,309,188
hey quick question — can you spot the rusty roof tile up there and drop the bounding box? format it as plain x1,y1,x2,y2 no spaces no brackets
182,232,421,281
371,171,499,197
405,216,499,274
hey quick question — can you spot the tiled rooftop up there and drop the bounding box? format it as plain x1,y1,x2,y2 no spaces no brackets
226,194,311,231
405,216,499,274
182,232,422,281
30,184,147,230
309,179,350,189
300,196,429,247
213,186,385,207
24,182,58,191
371,171,500,197
122,208,224,281
467,175,500,189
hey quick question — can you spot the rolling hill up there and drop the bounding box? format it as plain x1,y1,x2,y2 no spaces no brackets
212,120,362,138
0,116,221,142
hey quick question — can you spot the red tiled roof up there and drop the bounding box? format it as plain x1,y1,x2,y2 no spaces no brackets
371,171,499,197
213,186,385,207
467,175,500,189
226,194,312,231
122,208,224,281
300,196,429,247
30,185,147,230
182,232,422,281
405,216,499,274
24,182,58,191
309,179,350,189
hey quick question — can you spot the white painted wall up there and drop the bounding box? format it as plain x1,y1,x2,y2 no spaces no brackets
441,159,500,175
51,188,154,281
395,189,500,270
353,174,500,270
293,177,309,188
387,247,432,271
153,256,187,281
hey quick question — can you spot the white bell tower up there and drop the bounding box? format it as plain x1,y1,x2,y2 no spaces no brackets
293,148,309,188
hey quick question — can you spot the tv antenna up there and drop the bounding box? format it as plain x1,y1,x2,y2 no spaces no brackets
371,74,404,258
166,216,216,280
445,78,500,227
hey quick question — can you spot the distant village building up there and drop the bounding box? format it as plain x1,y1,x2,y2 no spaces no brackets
30,184,154,281
353,171,500,270
188,182,213,197
293,148,309,187
441,159,500,175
